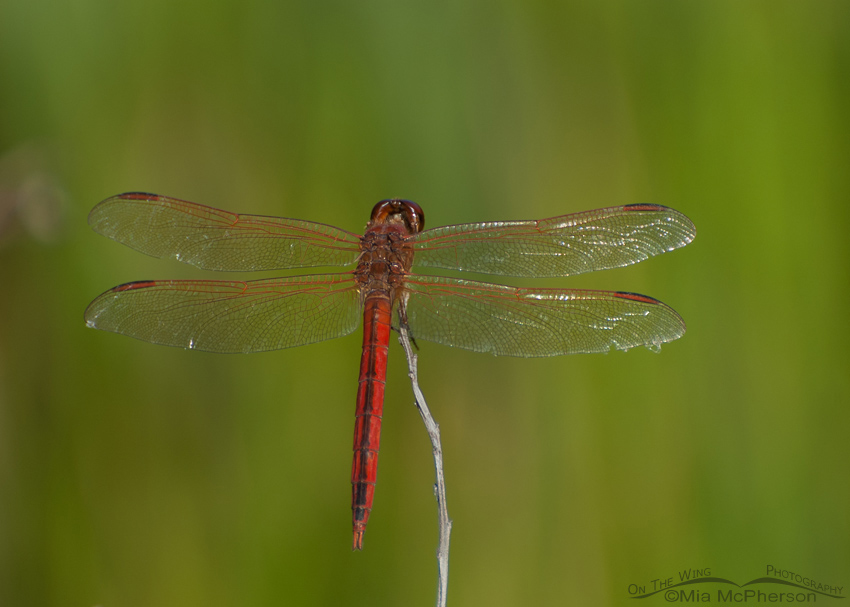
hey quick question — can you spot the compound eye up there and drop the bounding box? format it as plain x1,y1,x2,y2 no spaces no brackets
370,200,395,223
370,199,425,233
400,200,424,232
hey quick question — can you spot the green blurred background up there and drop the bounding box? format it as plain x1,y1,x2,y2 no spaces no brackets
1,1,847,605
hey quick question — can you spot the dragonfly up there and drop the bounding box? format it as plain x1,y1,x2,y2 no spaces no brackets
85,192,696,549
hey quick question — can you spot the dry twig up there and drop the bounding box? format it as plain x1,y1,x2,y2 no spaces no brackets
397,323,452,607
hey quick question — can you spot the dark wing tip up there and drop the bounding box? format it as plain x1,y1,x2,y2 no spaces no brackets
612,291,688,342
623,203,697,246
622,203,671,212
89,192,169,231
111,280,158,292
612,291,664,304
84,281,158,327
85,280,156,318
116,191,161,200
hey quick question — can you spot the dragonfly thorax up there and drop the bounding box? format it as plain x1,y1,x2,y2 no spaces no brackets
355,229,414,299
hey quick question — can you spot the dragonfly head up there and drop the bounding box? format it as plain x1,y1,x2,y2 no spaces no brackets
370,199,425,234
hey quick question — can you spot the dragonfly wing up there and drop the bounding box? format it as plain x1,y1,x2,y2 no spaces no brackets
402,276,686,357
85,274,362,353
411,204,695,277
89,193,363,271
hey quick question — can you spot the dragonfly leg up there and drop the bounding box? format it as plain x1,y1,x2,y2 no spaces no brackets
396,300,419,350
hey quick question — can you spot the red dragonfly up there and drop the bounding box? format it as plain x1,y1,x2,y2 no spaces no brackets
85,193,695,549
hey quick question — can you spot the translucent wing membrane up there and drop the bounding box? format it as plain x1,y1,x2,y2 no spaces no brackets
88,193,363,271
411,204,695,277
84,274,362,353
403,275,686,357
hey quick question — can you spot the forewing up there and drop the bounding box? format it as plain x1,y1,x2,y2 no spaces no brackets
84,274,362,353
411,204,695,277
89,192,363,271
403,276,686,357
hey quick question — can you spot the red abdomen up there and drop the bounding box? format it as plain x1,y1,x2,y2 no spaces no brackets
351,295,392,550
